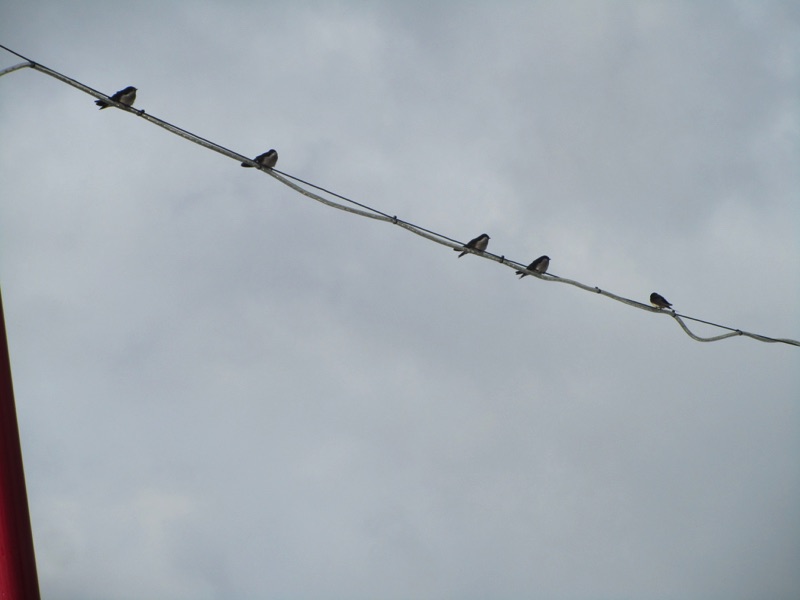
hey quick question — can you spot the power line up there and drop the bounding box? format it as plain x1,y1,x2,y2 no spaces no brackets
1,45,797,347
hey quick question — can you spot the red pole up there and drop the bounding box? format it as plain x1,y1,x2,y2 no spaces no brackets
0,287,41,600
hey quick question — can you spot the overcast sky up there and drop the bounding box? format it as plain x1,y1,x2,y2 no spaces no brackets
1,1,799,599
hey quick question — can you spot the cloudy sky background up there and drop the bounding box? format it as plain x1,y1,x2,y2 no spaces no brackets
1,1,799,598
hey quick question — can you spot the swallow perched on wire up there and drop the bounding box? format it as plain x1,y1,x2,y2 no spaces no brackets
455,233,490,258
650,292,673,310
241,149,278,168
95,86,137,109
516,255,550,278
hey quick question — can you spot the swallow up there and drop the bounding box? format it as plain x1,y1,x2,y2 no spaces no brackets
455,233,490,258
650,292,673,310
95,86,137,109
241,149,278,168
516,255,550,278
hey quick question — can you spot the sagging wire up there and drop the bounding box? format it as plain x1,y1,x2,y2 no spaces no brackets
1,45,797,347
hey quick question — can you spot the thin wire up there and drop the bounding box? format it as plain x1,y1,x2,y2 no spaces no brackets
272,168,463,245
273,168,395,219
1,45,797,347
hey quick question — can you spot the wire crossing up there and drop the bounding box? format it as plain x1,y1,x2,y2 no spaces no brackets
1,45,797,347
